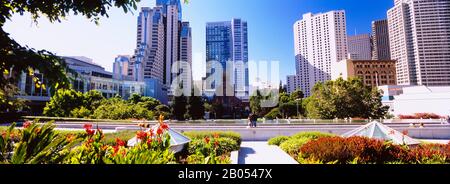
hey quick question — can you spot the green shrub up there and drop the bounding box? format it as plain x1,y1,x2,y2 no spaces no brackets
264,108,281,120
279,138,311,158
291,132,335,140
188,137,239,156
70,107,92,118
184,131,241,145
268,136,289,146
102,131,137,145
186,153,231,164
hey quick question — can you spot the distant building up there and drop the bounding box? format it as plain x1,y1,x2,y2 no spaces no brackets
113,55,131,80
286,75,301,94
16,56,146,115
293,11,348,96
332,59,397,87
129,0,192,101
371,19,391,60
388,0,450,86
205,19,249,99
347,34,372,60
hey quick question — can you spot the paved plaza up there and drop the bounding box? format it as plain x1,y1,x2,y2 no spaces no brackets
238,142,298,164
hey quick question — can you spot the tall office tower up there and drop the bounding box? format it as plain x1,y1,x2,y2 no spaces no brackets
293,11,348,96
388,0,450,86
372,19,391,60
113,55,131,80
130,7,165,84
347,34,372,60
157,0,181,90
205,19,249,99
177,21,193,95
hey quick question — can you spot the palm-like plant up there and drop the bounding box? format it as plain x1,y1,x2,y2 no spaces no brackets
1,121,82,164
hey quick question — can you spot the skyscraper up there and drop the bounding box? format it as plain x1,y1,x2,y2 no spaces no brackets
388,0,450,86
292,11,348,96
347,34,372,60
372,19,391,60
205,19,249,99
128,0,192,102
131,7,165,84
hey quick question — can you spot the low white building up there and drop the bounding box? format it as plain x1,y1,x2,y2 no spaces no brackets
380,85,450,116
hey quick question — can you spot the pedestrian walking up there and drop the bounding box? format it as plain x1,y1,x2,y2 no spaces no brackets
248,113,258,128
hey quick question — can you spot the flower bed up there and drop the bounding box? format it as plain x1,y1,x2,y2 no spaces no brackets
0,117,236,164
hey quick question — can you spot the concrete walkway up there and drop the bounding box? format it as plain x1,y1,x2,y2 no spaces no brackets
238,142,298,164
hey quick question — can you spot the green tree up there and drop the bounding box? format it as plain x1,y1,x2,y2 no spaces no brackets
154,104,171,118
187,90,205,120
172,95,188,120
306,77,389,119
43,89,84,117
128,94,161,110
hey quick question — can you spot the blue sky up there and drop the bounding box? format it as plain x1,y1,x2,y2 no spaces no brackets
3,0,394,83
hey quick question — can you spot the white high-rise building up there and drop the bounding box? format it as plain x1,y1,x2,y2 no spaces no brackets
286,75,301,94
388,0,450,86
347,34,372,60
292,11,348,96
130,7,165,84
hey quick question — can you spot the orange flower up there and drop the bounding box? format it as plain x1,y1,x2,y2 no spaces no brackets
159,115,164,123
213,133,219,139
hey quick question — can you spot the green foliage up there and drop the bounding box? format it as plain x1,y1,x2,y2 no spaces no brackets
1,121,82,164
187,91,205,120
279,138,311,158
70,106,92,118
305,77,389,119
188,137,239,156
172,95,188,120
267,136,289,146
129,94,161,110
155,104,171,118
186,153,231,164
92,97,154,120
1,0,142,109
264,108,282,120
183,131,242,145
290,132,336,140
102,131,137,146
0,84,29,113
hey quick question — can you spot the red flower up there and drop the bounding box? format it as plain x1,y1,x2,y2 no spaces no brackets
214,140,219,148
161,123,169,130
156,127,163,135
116,138,126,147
86,128,95,136
83,124,93,130
204,136,210,144
402,130,409,136
23,121,31,128
113,146,120,156
214,133,220,139
136,131,147,140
